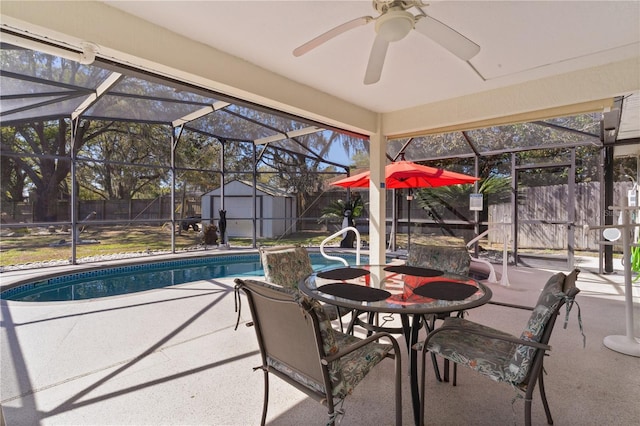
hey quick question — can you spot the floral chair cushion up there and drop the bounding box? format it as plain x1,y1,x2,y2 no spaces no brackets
260,246,342,320
509,272,566,383
260,246,313,288
330,332,393,398
423,272,570,386
269,295,392,400
407,243,471,276
424,317,521,383
562,268,580,294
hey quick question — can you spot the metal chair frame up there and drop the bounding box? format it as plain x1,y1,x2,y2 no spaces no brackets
418,276,580,426
235,278,403,426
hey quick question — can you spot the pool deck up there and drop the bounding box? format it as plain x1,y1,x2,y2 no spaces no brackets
1,252,639,425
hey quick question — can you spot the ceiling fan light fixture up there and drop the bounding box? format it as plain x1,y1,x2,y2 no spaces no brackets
375,10,414,42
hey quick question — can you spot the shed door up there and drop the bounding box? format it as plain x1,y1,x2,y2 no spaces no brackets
213,196,261,238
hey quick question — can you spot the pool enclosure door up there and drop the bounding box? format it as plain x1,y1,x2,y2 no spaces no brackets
513,154,576,269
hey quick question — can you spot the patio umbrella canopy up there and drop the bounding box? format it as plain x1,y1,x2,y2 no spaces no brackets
332,160,479,249
332,160,479,189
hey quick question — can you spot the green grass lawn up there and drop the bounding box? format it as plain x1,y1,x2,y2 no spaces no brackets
0,225,196,266
0,226,369,267
1,224,600,268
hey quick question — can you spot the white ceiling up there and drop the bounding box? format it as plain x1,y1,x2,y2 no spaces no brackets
1,0,638,140
102,0,640,114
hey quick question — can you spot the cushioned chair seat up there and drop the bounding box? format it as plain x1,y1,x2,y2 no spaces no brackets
419,317,521,384
332,332,394,397
415,269,582,426
268,331,393,399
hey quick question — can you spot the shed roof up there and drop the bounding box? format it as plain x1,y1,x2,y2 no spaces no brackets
203,180,292,199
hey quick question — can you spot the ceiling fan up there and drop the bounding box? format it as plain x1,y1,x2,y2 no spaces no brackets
293,0,480,85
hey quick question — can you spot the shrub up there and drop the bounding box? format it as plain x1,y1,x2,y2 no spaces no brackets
202,224,218,245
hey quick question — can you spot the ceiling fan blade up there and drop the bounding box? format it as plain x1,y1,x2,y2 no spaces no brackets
414,15,480,61
364,35,389,85
293,16,372,57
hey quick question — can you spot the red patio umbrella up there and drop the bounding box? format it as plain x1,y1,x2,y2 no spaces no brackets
331,160,479,249
332,160,479,189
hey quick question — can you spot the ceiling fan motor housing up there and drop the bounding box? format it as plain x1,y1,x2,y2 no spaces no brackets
375,9,415,42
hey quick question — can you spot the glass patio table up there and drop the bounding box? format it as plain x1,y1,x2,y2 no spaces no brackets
300,263,492,426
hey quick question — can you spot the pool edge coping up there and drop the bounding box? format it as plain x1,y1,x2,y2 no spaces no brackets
0,248,263,293
0,247,368,298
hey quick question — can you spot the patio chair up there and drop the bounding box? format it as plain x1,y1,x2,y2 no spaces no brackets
234,278,402,425
259,245,350,328
406,242,471,276
416,269,582,426
407,241,472,380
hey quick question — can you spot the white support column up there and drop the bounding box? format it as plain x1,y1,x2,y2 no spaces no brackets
368,115,386,265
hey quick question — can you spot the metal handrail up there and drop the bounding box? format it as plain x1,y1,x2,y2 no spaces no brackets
319,226,361,266
466,229,498,283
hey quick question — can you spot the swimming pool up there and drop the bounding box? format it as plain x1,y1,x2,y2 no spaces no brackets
1,253,366,302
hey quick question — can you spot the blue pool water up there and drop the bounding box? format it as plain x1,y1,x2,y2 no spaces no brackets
1,253,365,302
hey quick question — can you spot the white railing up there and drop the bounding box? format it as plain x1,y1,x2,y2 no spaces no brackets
319,226,361,266
466,229,499,284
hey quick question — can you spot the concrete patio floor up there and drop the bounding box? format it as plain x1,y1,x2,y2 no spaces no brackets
1,254,639,425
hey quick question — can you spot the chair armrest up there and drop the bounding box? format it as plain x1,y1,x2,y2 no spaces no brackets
322,331,400,364
488,300,534,311
422,324,551,352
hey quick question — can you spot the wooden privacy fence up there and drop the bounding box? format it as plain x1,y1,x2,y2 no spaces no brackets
1,196,201,224
488,181,632,251
78,197,202,222
1,182,634,250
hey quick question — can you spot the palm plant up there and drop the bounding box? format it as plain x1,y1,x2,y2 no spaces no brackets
415,175,511,209
414,176,511,237
319,196,366,223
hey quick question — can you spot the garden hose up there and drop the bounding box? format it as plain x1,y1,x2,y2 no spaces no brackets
631,244,640,282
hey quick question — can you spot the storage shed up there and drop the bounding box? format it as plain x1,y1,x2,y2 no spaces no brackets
201,180,296,238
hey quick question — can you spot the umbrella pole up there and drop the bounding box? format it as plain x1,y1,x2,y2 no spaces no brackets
407,189,413,252
390,189,399,251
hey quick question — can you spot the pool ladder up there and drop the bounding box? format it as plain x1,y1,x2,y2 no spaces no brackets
319,226,361,266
